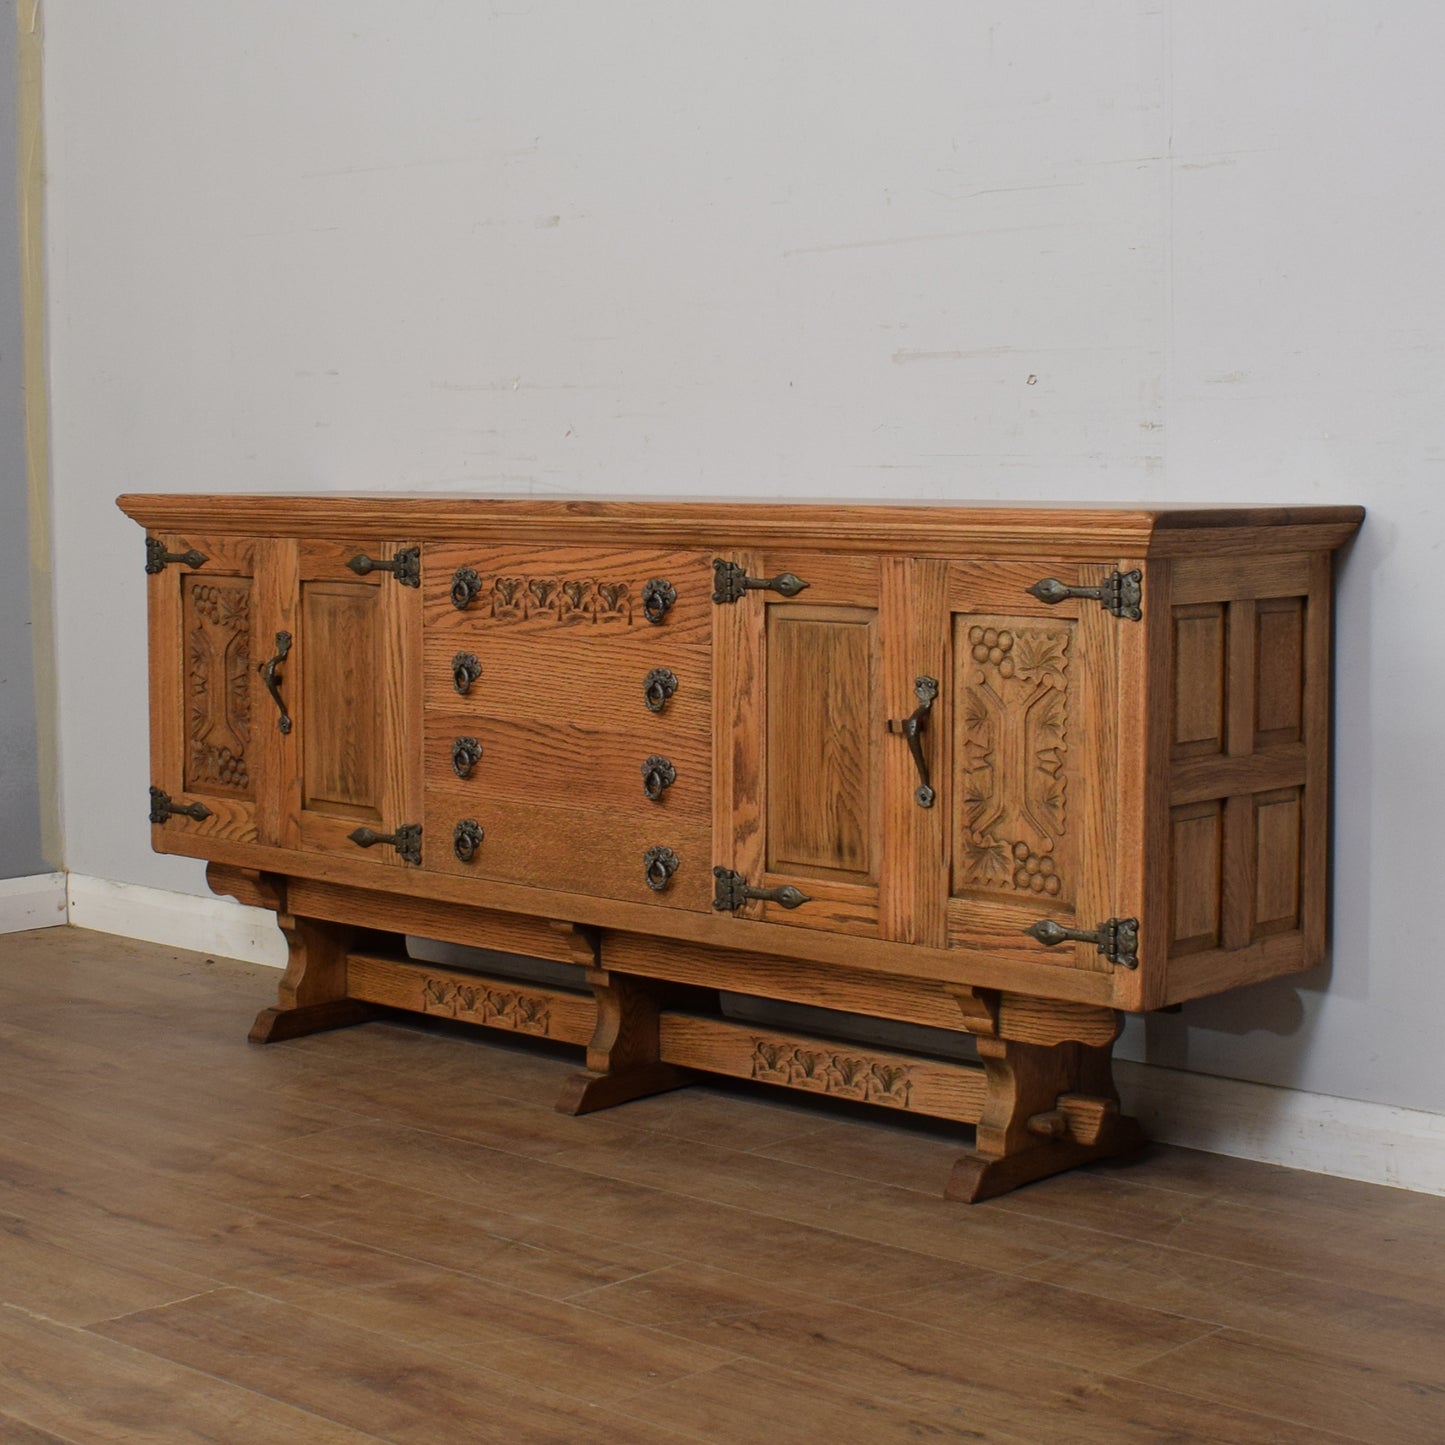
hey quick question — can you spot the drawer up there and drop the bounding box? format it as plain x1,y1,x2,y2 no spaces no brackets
424,545,714,645
424,713,710,820
423,787,711,912
423,631,710,735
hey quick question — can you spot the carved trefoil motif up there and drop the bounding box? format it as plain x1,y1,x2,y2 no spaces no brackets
956,618,1073,901
487,574,634,625
419,976,553,1035
183,578,253,796
749,1037,914,1108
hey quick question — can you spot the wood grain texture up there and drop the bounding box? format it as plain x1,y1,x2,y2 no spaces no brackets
423,543,713,644
346,952,594,1046
117,493,1364,558
656,1012,989,1124
9,928,1437,1445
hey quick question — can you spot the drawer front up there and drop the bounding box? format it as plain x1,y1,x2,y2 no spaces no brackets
424,787,711,911
422,632,709,736
425,545,713,645
424,713,709,821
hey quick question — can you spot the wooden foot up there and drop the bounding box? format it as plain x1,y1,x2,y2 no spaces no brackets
249,914,374,1046
556,1061,694,1116
943,1032,1145,1203
249,999,375,1043
554,968,696,1116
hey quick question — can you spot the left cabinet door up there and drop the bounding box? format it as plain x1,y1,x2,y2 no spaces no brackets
268,539,424,868
147,534,265,850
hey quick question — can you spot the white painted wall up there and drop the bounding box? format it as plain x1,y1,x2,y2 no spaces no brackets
38,4,1443,1114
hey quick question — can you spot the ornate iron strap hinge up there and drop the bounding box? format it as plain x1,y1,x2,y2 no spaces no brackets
712,559,809,604
712,867,811,912
347,547,420,587
145,538,208,574
1024,916,1140,969
149,786,212,825
347,823,423,865
1026,569,1142,621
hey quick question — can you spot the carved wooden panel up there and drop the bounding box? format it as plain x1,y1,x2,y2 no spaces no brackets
952,614,1077,909
764,605,879,883
181,575,253,799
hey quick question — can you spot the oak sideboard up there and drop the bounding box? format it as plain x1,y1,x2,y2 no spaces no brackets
118,494,1362,1201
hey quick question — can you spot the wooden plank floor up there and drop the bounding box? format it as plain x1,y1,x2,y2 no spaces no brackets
2,928,1443,1444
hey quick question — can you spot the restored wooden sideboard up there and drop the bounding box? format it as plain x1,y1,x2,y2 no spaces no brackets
118,494,1362,1200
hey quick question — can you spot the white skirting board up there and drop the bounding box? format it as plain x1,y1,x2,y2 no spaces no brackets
58,873,1445,1198
0,872,68,933
65,873,288,968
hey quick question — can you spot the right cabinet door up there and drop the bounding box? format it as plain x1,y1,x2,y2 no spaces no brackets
942,560,1139,978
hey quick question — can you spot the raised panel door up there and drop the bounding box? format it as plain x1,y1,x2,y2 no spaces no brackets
145,534,261,849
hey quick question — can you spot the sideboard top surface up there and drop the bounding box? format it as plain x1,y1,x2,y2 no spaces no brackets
117,493,1364,558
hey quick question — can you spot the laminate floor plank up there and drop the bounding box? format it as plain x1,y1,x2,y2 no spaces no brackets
0,1413,81,1445
1126,1327,1445,1444
1021,1232,1445,1379
92,1288,700,1445
0,1304,388,1445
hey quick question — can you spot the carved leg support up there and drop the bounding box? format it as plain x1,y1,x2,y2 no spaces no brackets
556,969,694,1115
249,914,375,1043
945,1035,1144,1202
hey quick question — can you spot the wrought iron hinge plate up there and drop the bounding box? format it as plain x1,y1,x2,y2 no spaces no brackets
1027,569,1142,621
348,823,423,865
1024,915,1140,968
149,786,212,825
712,866,811,912
145,538,208,574
712,559,809,604
347,547,420,587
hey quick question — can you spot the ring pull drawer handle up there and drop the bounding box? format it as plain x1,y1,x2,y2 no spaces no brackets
712,867,811,912
451,567,482,610
451,736,483,778
642,755,676,801
259,631,293,734
887,676,938,808
453,819,485,863
1025,916,1140,969
347,823,423,866
643,667,678,713
643,845,680,892
642,579,677,624
452,652,482,695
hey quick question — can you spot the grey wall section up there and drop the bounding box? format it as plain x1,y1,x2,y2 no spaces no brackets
0,15,45,881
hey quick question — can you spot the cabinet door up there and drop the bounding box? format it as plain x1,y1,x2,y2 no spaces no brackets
146,534,262,848
943,560,1138,975
267,539,423,868
715,552,936,939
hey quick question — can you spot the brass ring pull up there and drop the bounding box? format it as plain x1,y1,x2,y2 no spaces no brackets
259,631,293,734
643,667,678,713
451,567,482,610
643,845,680,892
887,676,938,808
641,755,676,801
452,652,481,695
641,579,676,624
453,819,485,863
451,737,483,778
